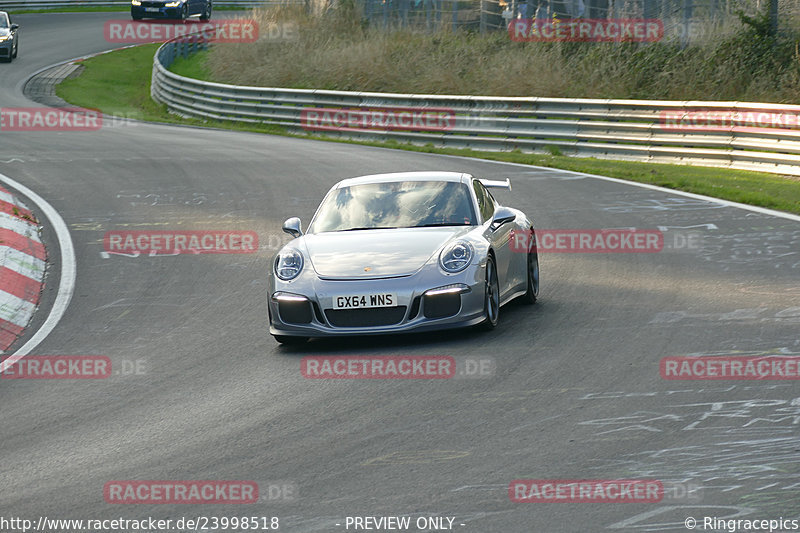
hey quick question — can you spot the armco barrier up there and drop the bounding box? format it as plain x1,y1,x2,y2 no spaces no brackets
151,37,800,176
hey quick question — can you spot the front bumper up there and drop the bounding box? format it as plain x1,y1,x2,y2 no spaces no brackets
268,267,487,337
0,39,13,58
131,5,183,18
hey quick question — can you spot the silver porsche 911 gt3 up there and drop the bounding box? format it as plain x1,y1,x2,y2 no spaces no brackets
267,171,539,344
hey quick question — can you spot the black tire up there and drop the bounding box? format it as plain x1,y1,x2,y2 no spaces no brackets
12,40,17,59
199,1,211,21
273,335,309,345
480,254,500,330
519,230,539,305
180,3,188,20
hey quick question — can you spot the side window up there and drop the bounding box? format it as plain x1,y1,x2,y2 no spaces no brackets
484,187,498,214
472,180,495,222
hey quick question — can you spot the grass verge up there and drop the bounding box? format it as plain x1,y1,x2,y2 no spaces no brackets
168,49,211,79
57,43,284,133
201,4,800,102
55,43,800,215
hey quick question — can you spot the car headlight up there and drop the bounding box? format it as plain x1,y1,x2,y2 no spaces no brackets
165,1,181,6
0,35,8,42
275,249,304,281
439,241,473,273
131,0,142,5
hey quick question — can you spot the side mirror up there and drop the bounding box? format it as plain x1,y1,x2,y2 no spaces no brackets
282,217,303,238
490,207,516,231
10,23,19,30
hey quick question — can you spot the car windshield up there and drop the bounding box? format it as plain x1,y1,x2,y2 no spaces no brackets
309,180,477,233
0,14,8,28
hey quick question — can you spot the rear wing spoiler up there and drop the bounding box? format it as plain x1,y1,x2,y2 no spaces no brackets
478,178,512,191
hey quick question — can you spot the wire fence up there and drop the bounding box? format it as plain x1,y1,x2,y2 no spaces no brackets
1,0,793,44
354,0,790,43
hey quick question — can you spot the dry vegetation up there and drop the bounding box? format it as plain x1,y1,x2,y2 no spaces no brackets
204,3,800,102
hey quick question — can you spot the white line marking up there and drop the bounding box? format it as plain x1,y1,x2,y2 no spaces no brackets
432,154,800,223
0,172,76,365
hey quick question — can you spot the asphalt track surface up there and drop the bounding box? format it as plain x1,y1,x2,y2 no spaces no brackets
1,13,799,533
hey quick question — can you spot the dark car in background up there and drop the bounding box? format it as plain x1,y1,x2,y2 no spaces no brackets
131,0,212,21
0,11,19,62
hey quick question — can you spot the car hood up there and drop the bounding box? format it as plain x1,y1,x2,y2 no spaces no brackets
302,227,472,279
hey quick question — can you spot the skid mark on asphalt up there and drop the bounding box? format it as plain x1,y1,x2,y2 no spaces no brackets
362,450,471,466
649,308,800,325
694,229,800,270
574,386,800,518
599,197,726,213
468,387,588,402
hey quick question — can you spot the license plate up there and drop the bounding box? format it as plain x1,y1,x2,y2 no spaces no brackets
333,293,397,310
145,7,160,11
